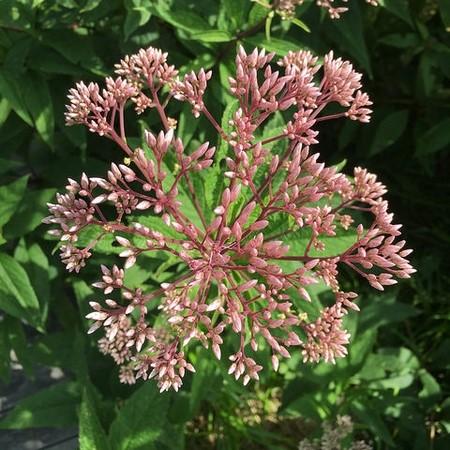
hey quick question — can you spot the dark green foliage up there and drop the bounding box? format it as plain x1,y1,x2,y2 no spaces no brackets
0,0,449,449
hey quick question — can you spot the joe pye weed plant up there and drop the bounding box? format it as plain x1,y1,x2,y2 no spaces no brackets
44,44,415,393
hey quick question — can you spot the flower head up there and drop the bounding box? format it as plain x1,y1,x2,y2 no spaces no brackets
45,45,414,392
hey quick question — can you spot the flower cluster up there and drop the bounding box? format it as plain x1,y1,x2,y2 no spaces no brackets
298,415,372,450
269,0,378,19
45,45,414,392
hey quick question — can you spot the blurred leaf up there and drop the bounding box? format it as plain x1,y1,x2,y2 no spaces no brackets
378,0,413,26
22,73,54,145
109,382,170,450
79,386,110,450
0,0,34,30
3,316,34,376
352,399,395,446
0,70,33,125
419,369,442,406
4,188,56,239
0,252,42,330
359,295,418,330
417,52,436,97
80,0,103,13
244,35,303,56
190,29,233,42
370,109,409,156
149,4,210,33
124,0,152,41
189,350,222,416
291,17,311,33
0,157,22,175
378,32,421,49
416,118,450,156
41,30,105,75
248,3,268,27
0,175,28,238
439,0,450,28
0,381,80,429
329,2,372,76
0,323,11,382
222,0,249,29
0,97,11,126
177,102,199,149
14,240,50,324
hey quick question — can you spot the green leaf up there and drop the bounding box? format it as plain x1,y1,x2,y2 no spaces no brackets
416,118,450,156
291,17,311,33
0,175,28,233
0,1,34,31
378,32,421,49
14,240,50,324
3,188,56,239
109,382,170,450
222,0,250,29
204,99,239,213
0,70,33,125
379,0,413,26
0,381,80,429
0,252,42,330
3,316,34,376
124,0,152,40
285,227,359,258
22,73,54,145
79,386,110,450
149,4,210,33
248,3,268,27
0,97,11,126
439,0,450,28
370,110,409,156
419,369,442,406
359,295,419,330
0,322,11,382
190,30,233,43
0,157,22,175
177,103,199,149
244,35,303,56
352,399,395,446
329,3,372,76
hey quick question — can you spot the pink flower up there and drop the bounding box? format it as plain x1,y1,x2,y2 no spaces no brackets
45,45,413,392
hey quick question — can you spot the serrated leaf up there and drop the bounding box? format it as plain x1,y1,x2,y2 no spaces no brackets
109,382,170,450
0,252,42,330
0,381,80,429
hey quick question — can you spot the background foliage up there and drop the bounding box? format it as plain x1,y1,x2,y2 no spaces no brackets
0,0,449,448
